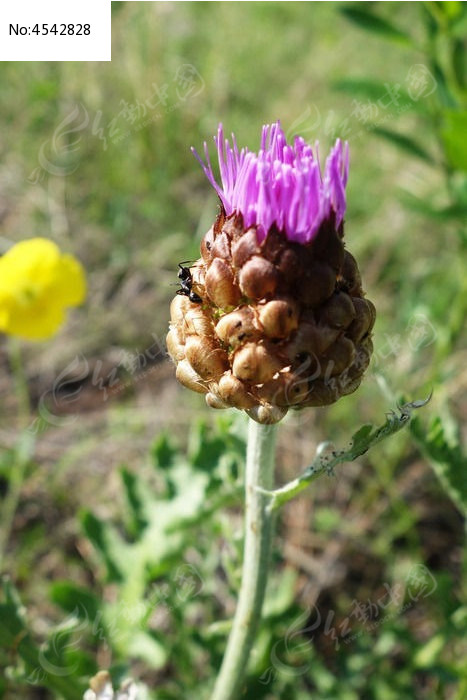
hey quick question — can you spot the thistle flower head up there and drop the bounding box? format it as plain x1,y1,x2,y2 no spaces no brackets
169,122,374,424
192,121,349,243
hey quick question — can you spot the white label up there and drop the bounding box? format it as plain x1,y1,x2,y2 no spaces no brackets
0,0,110,61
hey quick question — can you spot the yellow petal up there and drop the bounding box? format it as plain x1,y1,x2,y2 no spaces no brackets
0,237,86,341
51,254,87,306
0,299,65,340
0,238,60,292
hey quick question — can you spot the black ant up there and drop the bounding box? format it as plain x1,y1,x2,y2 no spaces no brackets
176,261,202,303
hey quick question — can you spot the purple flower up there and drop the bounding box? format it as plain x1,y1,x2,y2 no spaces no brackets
192,121,349,244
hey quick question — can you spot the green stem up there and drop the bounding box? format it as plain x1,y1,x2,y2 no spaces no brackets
0,340,33,572
9,337,31,421
211,419,277,700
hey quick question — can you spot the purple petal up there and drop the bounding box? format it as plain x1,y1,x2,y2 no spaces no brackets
193,121,349,242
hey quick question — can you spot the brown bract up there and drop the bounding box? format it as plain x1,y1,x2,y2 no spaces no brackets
167,211,375,424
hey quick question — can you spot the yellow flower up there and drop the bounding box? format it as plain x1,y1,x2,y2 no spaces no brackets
0,237,86,340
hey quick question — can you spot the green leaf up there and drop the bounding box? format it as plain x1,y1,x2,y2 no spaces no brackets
50,581,100,621
441,110,467,171
340,6,413,45
189,421,228,471
399,191,467,221
0,578,85,699
332,78,427,114
351,424,374,453
150,433,177,470
440,1,464,21
371,127,435,163
411,414,467,515
262,568,298,619
432,61,459,109
126,631,167,669
452,38,467,89
266,398,431,509
451,9,467,38
413,633,446,668
120,466,148,535
80,510,131,582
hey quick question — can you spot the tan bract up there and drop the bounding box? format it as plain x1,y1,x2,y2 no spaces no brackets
167,211,375,424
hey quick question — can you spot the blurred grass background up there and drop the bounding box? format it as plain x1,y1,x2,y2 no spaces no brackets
0,2,466,699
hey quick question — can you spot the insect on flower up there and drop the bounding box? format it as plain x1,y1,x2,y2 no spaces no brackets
176,261,202,303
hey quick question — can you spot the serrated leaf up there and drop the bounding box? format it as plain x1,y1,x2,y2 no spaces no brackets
80,510,132,582
411,415,467,515
340,7,413,45
371,127,435,163
351,424,374,453
267,399,430,509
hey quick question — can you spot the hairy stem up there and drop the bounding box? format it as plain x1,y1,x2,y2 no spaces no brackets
211,419,277,700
